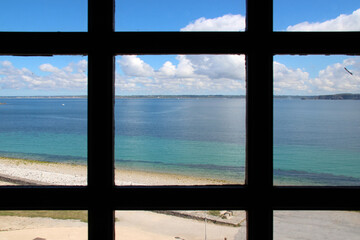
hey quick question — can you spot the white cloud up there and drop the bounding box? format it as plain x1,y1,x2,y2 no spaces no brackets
175,55,195,78
116,55,246,95
117,55,154,77
309,58,360,93
274,57,360,95
158,61,176,77
0,60,87,91
39,63,60,73
273,62,310,94
181,14,245,31
287,8,360,31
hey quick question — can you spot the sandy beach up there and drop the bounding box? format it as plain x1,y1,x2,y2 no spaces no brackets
0,211,245,240
1,211,360,240
0,215,88,240
0,157,234,186
1,158,360,240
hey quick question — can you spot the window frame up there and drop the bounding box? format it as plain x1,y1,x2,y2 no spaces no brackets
0,0,359,240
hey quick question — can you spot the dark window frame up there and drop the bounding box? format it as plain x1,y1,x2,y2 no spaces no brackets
0,0,359,240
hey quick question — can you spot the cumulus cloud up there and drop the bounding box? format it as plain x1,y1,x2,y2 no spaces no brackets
181,14,245,31
116,55,246,95
274,57,360,95
274,61,310,94
309,58,360,93
287,8,360,31
0,60,87,91
117,55,154,77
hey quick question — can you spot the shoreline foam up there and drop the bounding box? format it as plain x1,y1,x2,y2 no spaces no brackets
0,157,238,186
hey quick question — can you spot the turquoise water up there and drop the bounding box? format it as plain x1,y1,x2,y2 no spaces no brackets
274,99,360,185
114,98,245,183
0,98,87,163
115,135,245,182
1,97,360,185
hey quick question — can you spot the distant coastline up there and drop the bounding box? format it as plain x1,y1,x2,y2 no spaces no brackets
115,95,245,99
2,93,359,100
275,93,360,100
0,96,87,99
0,95,245,99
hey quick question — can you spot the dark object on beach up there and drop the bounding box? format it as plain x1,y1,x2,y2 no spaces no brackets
33,238,46,240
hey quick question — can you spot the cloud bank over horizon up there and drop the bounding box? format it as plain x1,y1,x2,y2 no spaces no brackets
0,60,87,94
116,55,246,95
1,55,360,96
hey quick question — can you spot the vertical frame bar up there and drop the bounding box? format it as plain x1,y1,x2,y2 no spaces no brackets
88,0,115,239
246,0,273,239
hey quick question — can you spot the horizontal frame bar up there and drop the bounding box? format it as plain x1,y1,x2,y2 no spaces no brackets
0,32,359,55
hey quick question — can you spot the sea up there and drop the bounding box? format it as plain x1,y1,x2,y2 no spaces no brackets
0,97,359,185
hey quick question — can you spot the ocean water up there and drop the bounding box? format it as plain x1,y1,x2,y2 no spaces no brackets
1,97,359,185
0,98,87,163
274,99,360,185
114,98,246,183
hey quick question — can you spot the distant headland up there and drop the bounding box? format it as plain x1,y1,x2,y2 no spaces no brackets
275,93,360,100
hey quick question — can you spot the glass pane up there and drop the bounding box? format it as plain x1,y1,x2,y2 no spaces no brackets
274,211,360,240
0,210,88,239
116,0,245,31
115,210,246,240
115,55,246,185
274,0,360,31
0,56,87,186
273,55,360,186
0,0,87,32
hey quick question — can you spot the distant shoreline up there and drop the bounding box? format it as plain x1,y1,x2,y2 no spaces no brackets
0,95,245,99
275,93,360,100
1,93,359,100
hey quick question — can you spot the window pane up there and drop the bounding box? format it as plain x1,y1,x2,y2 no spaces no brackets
0,210,88,239
274,211,360,240
0,0,87,32
0,56,87,186
273,55,360,186
115,0,245,31
274,0,360,31
115,210,246,240
115,55,245,185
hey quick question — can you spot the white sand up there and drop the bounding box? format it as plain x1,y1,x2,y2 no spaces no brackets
115,211,246,240
0,216,87,240
1,210,360,240
274,211,360,240
1,158,360,240
0,157,233,186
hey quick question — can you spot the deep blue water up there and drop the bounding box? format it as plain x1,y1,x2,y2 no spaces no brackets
1,97,359,185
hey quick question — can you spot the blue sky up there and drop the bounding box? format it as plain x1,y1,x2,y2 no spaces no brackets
116,0,245,31
0,0,87,32
1,1,360,96
274,0,360,31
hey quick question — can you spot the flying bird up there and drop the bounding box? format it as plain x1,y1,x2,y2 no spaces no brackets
344,67,353,75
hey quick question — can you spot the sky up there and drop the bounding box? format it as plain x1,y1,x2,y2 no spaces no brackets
1,0,360,96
